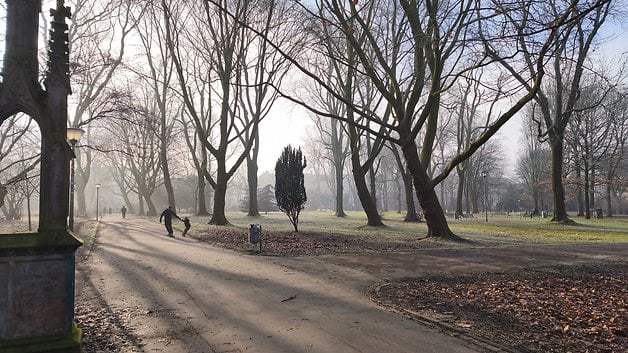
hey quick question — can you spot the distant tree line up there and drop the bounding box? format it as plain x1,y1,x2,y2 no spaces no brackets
1,0,625,236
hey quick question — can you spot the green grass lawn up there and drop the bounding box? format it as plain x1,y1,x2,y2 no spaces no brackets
181,211,628,246
2,211,626,246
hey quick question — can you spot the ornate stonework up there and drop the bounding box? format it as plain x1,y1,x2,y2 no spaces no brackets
0,1,82,351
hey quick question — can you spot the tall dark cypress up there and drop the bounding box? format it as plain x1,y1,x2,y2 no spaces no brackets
275,145,307,232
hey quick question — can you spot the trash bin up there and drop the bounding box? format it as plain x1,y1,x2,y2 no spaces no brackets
595,208,603,219
249,224,262,244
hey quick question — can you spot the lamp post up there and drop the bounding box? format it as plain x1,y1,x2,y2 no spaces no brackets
481,170,488,222
96,183,101,221
67,127,84,231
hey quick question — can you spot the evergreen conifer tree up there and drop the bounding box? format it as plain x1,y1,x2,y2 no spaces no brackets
275,145,307,232
258,184,276,213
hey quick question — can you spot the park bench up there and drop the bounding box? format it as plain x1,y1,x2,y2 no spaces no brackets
523,211,540,218
452,212,475,219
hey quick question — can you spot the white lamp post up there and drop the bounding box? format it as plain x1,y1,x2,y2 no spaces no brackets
481,170,488,222
96,183,101,221
67,127,84,231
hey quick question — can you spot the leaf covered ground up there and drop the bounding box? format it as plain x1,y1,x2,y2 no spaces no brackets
199,227,441,255
371,264,627,353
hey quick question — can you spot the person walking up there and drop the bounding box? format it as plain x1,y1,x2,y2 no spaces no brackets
121,206,127,219
159,205,181,237
182,217,191,237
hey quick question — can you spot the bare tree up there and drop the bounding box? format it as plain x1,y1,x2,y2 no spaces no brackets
310,114,350,217
600,88,628,216
0,114,40,222
105,151,137,214
236,0,301,217
130,1,182,211
277,1,575,238
104,86,165,216
517,104,552,213
388,142,420,222
567,82,612,218
498,0,612,224
180,111,212,215
566,72,628,218
162,0,269,224
67,0,141,216
308,1,392,226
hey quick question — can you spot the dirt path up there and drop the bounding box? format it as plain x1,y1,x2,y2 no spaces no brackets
76,217,490,353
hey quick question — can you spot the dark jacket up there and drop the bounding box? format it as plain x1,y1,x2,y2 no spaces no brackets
160,208,180,224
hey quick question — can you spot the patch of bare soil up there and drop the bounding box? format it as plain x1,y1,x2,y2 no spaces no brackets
371,264,627,353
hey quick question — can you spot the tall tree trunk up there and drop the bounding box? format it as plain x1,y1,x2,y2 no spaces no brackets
209,165,229,225
161,148,176,211
351,153,382,226
75,153,90,217
549,137,573,223
401,140,460,240
575,165,584,216
605,183,613,217
395,178,402,213
196,172,209,215
331,119,347,217
390,143,418,221
121,193,134,215
76,179,87,217
532,187,540,212
138,194,145,216
334,163,346,217
140,187,157,217
403,170,419,222
381,183,388,212
366,138,377,207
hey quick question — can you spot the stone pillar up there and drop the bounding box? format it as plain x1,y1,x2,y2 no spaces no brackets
0,1,82,352
3,0,41,81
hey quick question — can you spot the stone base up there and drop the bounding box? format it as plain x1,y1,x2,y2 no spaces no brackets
0,323,82,353
0,231,82,353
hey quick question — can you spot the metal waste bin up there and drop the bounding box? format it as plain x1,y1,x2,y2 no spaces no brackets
249,224,262,251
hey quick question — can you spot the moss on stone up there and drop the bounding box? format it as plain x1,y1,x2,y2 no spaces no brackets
0,231,82,252
0,322,82,353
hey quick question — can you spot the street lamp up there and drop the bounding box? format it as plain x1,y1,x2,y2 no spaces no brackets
481,170,488,222
95,183,101,221
67,127,84,231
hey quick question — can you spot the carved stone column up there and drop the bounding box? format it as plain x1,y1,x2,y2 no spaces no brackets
0,1,82,352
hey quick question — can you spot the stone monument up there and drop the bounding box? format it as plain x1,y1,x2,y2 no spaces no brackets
0,0,82,352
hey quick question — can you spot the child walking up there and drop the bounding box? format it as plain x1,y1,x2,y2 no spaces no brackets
182,217,191,237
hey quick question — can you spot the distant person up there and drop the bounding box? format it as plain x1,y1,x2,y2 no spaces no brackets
121,206,127,219
159,205,181,238
182,217,191,237
108,207,112,215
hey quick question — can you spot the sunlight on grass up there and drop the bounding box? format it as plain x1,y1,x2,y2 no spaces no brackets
183,211,628,246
